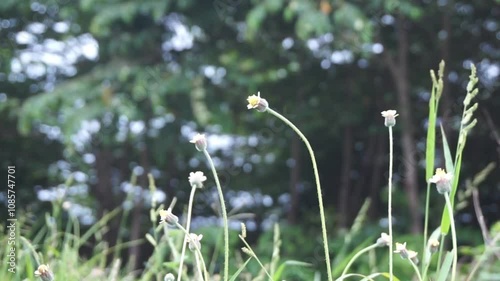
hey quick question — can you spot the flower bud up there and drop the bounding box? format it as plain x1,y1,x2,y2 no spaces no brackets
376,232,391,247
35,264,54,281
429,238,440,254
159,208,178,225
190,133,207,151
188,233,203,252
247,92,269,112
164,273,175,281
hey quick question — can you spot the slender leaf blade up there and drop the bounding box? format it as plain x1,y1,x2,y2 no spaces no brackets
439,125,455,234
437,251,454,281
229,257,252,281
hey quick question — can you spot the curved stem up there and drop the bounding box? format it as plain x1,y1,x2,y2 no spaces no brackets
336,273,377,281
239,235,272,279
194,249,204,281
267,108,333,281
388,126,394,281
409,258,423,281
203,150,229,281
177,186,197,281
173,222,209,281
436,234,445,271
338,243,379,278
444,192,458,281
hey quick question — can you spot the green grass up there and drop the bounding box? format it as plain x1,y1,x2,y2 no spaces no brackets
1,62,499,281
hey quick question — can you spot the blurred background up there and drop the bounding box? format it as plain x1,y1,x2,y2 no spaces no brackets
1,0,499,277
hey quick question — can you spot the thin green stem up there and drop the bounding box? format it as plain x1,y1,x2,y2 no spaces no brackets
239,235,272,279
422,182,431,270
267,108,333,281
436,235,445,271
409,259,423,281
203,149,229,281
194,249,204,281
173,222,209,281
444,193,458,281
338,243,379,278
177,186,197,281
422,245,433,281
388,126,394,281
335,273,376,281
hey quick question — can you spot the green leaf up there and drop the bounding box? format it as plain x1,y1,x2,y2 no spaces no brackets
273,260,312,281
246,5,266,39
425,78,437,180
364,272,401,281
440,125,454,175
439,125,455,234
331,236,374,277
145,233,156,246
229,257,252,281
423,227,441,268
337,272,400,281
437,251,454,281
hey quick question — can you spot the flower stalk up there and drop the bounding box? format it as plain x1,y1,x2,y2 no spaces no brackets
381,110,398,281
444,192,458,281
177,184,199,281
248,92,332,280
190,133,229,281
203,149,229,281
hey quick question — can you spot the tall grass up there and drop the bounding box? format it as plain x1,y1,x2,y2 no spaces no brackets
1,62,498,281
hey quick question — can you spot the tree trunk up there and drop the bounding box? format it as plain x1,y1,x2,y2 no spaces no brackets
92,147,120,246
128,140,151,269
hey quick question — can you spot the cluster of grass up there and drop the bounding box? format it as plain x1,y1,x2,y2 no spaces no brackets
1,62,499,280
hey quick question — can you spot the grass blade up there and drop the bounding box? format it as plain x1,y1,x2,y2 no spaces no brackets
229,257,252,281
437,251,454,281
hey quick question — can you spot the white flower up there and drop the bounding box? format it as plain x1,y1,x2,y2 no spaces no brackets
189,171,207,189
428,238,440,254
381,110,399,127
164,273,175,281
35,264,54,281
376,232,391,247
158,208,178,225
247,91,269,112
429,168,453,194
190,133,207,151
188,233,203,252
394,242,418,263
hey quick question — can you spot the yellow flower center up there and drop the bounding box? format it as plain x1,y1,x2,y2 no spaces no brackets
435,168,447,177
159,209,167,218
37,265,49,274
247,95,260,108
